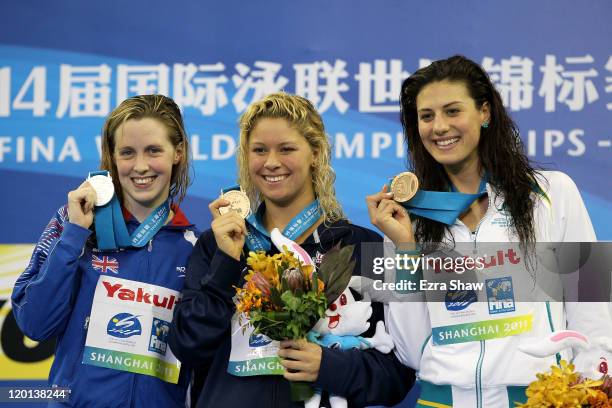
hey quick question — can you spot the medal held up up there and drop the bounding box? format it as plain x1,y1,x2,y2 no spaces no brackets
87,170,170,250
390,172,419,202
388,171,487,226
218,186,251,218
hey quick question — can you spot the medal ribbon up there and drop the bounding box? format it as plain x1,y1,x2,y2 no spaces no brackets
91,170,170,250
388,177,487,225
222,183,321,252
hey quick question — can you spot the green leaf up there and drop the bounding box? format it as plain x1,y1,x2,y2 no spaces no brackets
281,291,301,311
318,244,356,304
270,287,282,306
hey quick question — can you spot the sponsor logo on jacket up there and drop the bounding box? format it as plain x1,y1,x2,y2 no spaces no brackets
107,313,142,338
486,277,516,314
102,281,178,311
445,290,477,311
249,333,272,347
148,318,170,355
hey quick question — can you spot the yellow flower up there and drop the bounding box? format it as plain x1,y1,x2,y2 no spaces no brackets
247,251,281,290
247,251,271,274
517,360,611,407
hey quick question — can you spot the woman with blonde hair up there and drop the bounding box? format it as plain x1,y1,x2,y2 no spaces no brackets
170,92,413,407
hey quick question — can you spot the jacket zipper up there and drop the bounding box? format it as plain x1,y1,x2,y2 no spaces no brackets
470,187,491,405
272,376,278,408
476,340,485,408
129,233,155,406
130,374,136,408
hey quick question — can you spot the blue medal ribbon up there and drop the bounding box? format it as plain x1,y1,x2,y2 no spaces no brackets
91,171,170,250
221,186,321,252
388,177,487,225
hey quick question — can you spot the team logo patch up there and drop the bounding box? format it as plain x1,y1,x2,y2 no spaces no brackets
249,333,272,347
486,277,516,314
148,318,170,355
445,290,477,311
176,266,186,278
92,255,119,274
107,313,142,338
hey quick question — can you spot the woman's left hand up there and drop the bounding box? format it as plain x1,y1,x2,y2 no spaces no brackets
278,339,322,382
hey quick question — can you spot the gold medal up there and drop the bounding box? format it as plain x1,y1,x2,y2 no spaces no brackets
390,172,419,202
219,189,251,218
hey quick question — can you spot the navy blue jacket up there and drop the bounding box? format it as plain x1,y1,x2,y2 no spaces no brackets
12,205,199,408
169,220,415,408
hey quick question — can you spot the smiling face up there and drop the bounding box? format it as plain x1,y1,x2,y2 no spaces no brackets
416,80,490,173
113,117,181,219
247,118,317,209
312,287,372,336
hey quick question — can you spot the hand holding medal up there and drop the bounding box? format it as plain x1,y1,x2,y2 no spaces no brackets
210,187,250,261
67,173,114,229
366,172,418,245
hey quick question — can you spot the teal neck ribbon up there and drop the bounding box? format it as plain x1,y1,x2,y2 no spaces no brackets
241,193,321,252
92,170,170,250
388,177,487,225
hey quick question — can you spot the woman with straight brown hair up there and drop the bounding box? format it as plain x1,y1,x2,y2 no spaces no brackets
12,94,199,407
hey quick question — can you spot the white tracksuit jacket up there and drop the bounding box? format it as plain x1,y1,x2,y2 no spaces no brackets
385,171,612,407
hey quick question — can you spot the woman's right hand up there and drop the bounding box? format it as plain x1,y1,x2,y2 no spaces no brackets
67,181,97,229
366,185,416,246
209,198,247,261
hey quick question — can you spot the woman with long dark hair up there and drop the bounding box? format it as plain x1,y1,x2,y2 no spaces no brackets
367,55,612,407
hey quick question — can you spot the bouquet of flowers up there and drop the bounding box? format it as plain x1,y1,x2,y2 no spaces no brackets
235,247,327,339
517,360,612,407
234,231,355,401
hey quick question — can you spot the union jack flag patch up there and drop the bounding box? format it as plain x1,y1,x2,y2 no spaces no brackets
92,255,119,274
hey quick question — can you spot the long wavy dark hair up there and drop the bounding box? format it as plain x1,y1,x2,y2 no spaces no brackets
400,55,541,252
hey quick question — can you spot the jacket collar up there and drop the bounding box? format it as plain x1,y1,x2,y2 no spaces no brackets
300,219,352,245
122,204,193,228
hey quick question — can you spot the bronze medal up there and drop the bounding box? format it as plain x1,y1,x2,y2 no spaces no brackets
219,189,251,218
391,172,419,202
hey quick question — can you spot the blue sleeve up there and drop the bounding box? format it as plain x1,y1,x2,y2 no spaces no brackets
11,207,91,341
314,346,414,406
168,230,246,365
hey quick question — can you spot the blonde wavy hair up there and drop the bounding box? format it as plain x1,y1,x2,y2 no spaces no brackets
100,94,191,205
237,92,344,224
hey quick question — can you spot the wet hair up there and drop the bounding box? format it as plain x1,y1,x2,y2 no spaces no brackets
400,55,540,251
99,94,191,205
237,92,344,224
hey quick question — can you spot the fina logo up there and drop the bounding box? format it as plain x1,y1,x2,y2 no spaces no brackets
106,313,142,338
148,318,170,355
445,290,477,311
486,277,516,315
249,333,272,347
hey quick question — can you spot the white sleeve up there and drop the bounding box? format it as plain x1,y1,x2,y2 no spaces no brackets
547,172,612,338
385,301,431,370
381,235,432,370
546,171,596,242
